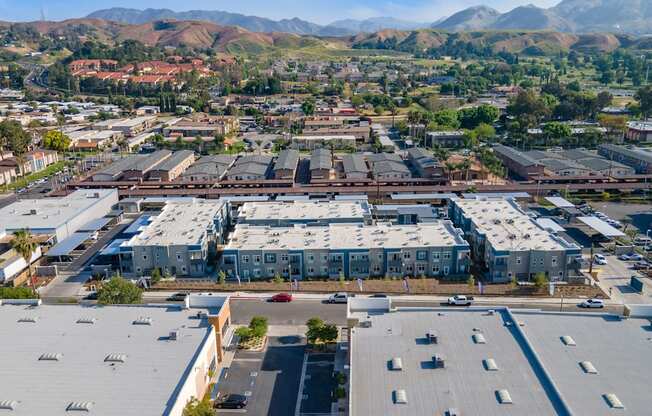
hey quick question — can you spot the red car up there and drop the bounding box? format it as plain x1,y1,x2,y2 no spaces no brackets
270,293,293,302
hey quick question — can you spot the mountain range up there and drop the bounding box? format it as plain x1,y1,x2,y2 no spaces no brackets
86,1,652,35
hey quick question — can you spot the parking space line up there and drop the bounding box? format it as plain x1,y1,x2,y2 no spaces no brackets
232,358,262,362
294,352,309,416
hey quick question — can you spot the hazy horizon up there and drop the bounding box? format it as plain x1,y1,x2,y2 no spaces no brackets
0,0,561,24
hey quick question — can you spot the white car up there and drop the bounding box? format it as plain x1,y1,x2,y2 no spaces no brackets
327,292,352,304
579,298,604,309
593,254,608,265
447,295,473,306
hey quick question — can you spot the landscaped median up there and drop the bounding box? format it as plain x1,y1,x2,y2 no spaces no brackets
152,277,606,299
235,316,268,351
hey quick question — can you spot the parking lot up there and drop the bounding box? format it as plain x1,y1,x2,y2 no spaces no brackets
593,255,651,304
215,332,305,416
299,353,336,415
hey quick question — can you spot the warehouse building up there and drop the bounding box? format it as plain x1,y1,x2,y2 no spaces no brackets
121,150,172,181
0,189,118,243
272,149,300,180
120,199,229,277
347,301,652,416
181,155,236,182
449,198,581,282
148,150,196,182
0,294,232,416
93,115,157,137
236,200,372,226
221,222,470,280
342,154,369,179
525,149,634,176
291,135,357,151
598,143,652,174
91,155,146,182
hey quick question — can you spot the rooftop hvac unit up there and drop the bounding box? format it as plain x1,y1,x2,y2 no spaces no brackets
426,330,438,344
579,361,598,374
132,317,152,325
360,320,372,328
390,357,403,371
169,330,180,341
561,335,576,346
444,409,460,416
472,334,486,344
484,358,499,371
0,400,18,411
29,209,38,215
433,354,445,369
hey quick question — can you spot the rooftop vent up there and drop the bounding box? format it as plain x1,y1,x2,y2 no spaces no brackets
18,317,38,323
561,335,576,346
432,354,445,369
390,357,403,371
39,353,62,361
104,353,127,363
604,393,624,409
444,409,460,416
0,400,18,410
579,361,598,374
484,358,499,371
472,334,486,344
67,401,94,412
426,330,438,344
496,389,513,404
76,317,96,324
133,317,152,325
394,389,407,404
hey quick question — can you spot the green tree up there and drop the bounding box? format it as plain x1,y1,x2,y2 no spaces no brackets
301,99,315,116
182,398,213,416
542,122,572,145
150,268,162,285
10,229,37,287
249,316,268,338
42,130,71,152
306,317,338,345
635,85,652,119
466,275,475,289
97,276,143,305
218,270,226,285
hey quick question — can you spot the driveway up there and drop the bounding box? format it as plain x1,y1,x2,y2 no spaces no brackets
215,331,305,416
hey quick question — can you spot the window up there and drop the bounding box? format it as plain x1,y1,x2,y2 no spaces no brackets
432,265,440,274
516,257,521,265
373,265,381,273
321,254,328,262
321,267,328,275
264,253,276,264
176,253,182,261
433,252,440,261
308,267,315,274
267,268,274,276
282,267,289,276
308,254,315,263
281,254,289,262
242,255,249,264
181,266,187,273
403,252,411,260
254,255,261,264
142,255,147,260
377,253,383,261
417,264,425,273
443,266,450,275
253,269,261,277
552,256,558,266
416,251,427,261
443,252,451,260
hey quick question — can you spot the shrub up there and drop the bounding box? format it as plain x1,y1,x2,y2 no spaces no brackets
0,286,38,299
334,386,346,400
272,273,283,284
97,277,143,305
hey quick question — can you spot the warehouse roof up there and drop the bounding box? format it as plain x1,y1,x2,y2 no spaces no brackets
342,154,369,174
310,148,332,171
274,149,300,171
151,150,194,172
493,144,541,168
350,307,562,416
237,201,370,224
0,302,213,416
128,149,172,172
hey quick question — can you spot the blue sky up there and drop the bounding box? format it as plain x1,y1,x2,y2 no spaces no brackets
0,0,560,24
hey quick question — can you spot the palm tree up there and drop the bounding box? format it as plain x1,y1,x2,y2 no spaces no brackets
11,229,37,287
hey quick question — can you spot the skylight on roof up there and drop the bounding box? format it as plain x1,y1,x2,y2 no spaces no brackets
67,401,94,412
0,400,18,410
39,353,62,361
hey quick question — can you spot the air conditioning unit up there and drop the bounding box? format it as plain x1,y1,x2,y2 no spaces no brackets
169,330,179,341
433,354,445,369
426,330,438,344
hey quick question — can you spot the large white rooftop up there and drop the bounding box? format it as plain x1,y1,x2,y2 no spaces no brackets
453,198,570,251
0,302,215,416
236,201,370,224
0,189,117,234
125,199,225,247
225,222,468,251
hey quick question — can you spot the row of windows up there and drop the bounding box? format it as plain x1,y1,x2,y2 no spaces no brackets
237,263,451,277
239,251,456,265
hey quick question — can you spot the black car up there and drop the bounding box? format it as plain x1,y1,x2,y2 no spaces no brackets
166,292,189,302
214,394,248,409
370,293,388,298
83,292,98,300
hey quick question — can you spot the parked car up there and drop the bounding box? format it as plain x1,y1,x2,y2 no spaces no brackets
632,261,652,270
166,292,188,302
618,254,631,261
593,254,608,265
327,292,353,304
83,291,98,300
369,293,388,298
630,254,644,261
447,295,474,306
634,237,652,247
270,292,293,303
214,394,248,409
579,298,604,309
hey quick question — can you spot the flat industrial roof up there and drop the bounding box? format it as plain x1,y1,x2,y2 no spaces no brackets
125,200,225,247
0,189,117,234
576,216,625,238
237,201,370,223
535,218,566,233
225,222,469,251
78,216,113,232
350,308,562,416
0,302,214,416
513,310,652,415
452,198,573,251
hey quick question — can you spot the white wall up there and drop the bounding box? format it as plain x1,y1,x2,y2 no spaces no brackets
0,246,42,283
625,304,652,318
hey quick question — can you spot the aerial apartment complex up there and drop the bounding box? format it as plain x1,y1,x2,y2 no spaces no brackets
120,199,229,277
221,222,470,280
449,198,581,282
236,200,372,226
